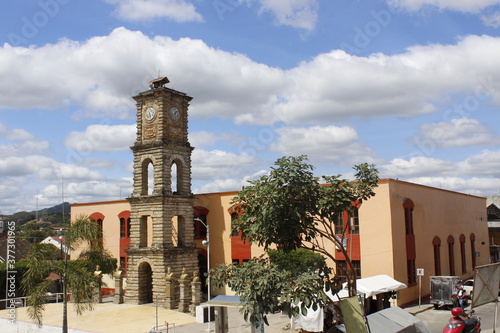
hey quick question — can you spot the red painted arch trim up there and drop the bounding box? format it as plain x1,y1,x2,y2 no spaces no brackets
90,212,105,221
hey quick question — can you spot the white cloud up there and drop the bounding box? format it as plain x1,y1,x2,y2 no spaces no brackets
194,170,267,194
458,149,500,177
106,0,203,22
64,124,136,152
189,131,218,148
192,149,260,181
253,35,500,125
405,176,500,197
387,0,500,13
482,10,500,27
3,29,500,127
271,125,377,165
380,149,500,193
6,128,35,141
258,0,319,31
0,155,102,182
0,123,50,158
380,156,456,178
410,117,500,148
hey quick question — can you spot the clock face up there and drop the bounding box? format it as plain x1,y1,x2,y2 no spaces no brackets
171,107,180,120
145,106,156,121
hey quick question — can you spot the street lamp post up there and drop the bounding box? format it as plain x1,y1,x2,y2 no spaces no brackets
195,218,212,332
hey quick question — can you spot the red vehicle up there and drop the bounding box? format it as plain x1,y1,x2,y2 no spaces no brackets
443,307,481,333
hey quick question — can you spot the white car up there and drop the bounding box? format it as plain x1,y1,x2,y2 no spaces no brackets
462,279,474,299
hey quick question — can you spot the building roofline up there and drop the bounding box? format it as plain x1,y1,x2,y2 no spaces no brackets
70,178,486,208
381,178,486,200
71,199,129,207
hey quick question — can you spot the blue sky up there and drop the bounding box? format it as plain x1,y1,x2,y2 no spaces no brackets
1,0,500,214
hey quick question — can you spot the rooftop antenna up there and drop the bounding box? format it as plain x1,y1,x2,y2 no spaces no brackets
61,176,65,227
36,180,39,221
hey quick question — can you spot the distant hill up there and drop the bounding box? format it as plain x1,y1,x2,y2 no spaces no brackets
2,202,72,226
38,202,71,214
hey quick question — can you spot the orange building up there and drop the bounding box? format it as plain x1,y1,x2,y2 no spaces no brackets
70,178,489,307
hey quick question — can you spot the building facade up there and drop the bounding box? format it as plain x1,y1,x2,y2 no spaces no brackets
71,179,490,307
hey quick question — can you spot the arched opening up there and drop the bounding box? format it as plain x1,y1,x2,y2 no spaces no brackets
171,160,179,194
459,234,466,274
141,158,155,195
138,262,153,304
147,162,154,195
433,236,441,275
403,198,416,286
447,235,455,275
470,233,476,269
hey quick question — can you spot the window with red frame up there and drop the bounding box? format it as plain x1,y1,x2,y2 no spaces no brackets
433,236,441,275
459,234,466,274
470,233,476,269
349,209,359,234
334,212,344,235
194,214,207,238
448,235,455,276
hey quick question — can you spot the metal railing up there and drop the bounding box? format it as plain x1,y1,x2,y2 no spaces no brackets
1,292,69,309
149,322,175,333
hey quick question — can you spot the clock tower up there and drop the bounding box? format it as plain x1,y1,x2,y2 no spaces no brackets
125,77,198,306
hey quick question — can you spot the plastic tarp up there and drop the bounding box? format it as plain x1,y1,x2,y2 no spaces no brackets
472,263,500,308
326,274,407,301
366,307,431,333
293,303,324,332
339,296,369,333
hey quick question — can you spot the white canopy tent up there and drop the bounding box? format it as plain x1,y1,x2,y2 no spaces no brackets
326,274,407,301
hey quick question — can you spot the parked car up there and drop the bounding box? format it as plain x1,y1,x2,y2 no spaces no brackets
462,279,474,299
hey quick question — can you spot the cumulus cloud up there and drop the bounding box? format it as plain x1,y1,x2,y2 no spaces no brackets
270,125,377,165
106,0,203,22
0,123,50,157
236,36,500,125
380,149,500,194
405,176,500,197
3,28,500,126
0,155,103,182
380,156,456,178
458,149,500,177
386,0,500,13
65,124,135,152
194,169,267,194
482,10,500,27
410,117,500,148
192,149,260,181
189,131,218,148
258,0,319,31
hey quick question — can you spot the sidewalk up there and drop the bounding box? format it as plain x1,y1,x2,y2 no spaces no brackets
0,301,294,333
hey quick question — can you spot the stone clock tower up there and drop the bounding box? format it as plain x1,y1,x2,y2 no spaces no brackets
125,77,198,306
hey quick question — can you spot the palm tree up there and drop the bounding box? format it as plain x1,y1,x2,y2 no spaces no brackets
21,215,116,333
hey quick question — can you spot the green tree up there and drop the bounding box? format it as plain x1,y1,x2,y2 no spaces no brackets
17,221,56,243
212,155,379,326
21,215,116,333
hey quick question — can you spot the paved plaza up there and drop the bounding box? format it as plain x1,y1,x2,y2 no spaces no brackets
1,299,498,332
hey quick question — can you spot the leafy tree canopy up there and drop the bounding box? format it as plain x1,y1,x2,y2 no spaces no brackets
212,155,379,326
